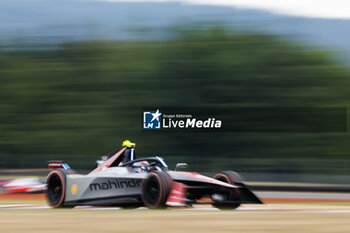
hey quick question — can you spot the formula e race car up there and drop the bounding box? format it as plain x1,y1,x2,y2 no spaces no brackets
46,140,262,209
0,177,46,194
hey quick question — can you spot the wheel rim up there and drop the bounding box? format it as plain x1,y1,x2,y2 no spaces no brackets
47,174,63,205
143,176,161,206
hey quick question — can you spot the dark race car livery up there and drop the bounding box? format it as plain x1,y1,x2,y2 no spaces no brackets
45,140,262,209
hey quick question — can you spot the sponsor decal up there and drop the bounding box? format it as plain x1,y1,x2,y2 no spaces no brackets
89,179,141,191
71,184,77,194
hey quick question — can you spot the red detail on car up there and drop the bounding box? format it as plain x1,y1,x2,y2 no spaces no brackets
170,171,236,188
47,161,65,170
89,147,127,174
166,182,186,207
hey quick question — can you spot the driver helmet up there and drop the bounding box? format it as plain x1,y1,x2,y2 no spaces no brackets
133,161,149,173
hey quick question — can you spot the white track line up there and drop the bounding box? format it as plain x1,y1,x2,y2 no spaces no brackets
257,192,350,200
1,204,350,213
0,204,50,209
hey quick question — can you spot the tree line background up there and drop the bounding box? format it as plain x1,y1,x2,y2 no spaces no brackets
0,27,349,181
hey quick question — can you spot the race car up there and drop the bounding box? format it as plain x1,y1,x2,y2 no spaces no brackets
46,140,262,209
0,177,46,194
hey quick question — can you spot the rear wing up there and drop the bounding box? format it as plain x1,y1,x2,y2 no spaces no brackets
47,161,71,171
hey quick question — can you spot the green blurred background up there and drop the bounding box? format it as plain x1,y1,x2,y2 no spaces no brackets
1,27,350,182
1,1,350,184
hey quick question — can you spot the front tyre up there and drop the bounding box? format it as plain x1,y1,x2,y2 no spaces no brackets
46,169,72,208
141,171,173,209
212,171,242,210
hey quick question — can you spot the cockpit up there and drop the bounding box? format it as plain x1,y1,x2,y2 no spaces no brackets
120,157,169,173
92,140,169,174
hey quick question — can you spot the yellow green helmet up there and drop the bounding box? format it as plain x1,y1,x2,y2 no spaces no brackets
122,140,136,148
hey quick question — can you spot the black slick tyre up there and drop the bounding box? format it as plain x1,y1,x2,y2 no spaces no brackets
46,169,73,208
141,171,173,209
212,171,242,210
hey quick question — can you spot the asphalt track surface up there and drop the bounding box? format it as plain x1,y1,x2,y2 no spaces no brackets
1,204,350,233
257,191,350,202
1,192,350,233
1,203,350,212
1,190,350,211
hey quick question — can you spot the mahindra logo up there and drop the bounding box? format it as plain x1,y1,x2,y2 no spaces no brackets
89,179,141,191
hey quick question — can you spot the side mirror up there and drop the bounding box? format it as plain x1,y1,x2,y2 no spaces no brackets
175,163,188,171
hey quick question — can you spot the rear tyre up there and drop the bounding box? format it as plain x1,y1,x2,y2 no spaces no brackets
141,171,173,209
46,169,73,208
212,171,242,210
